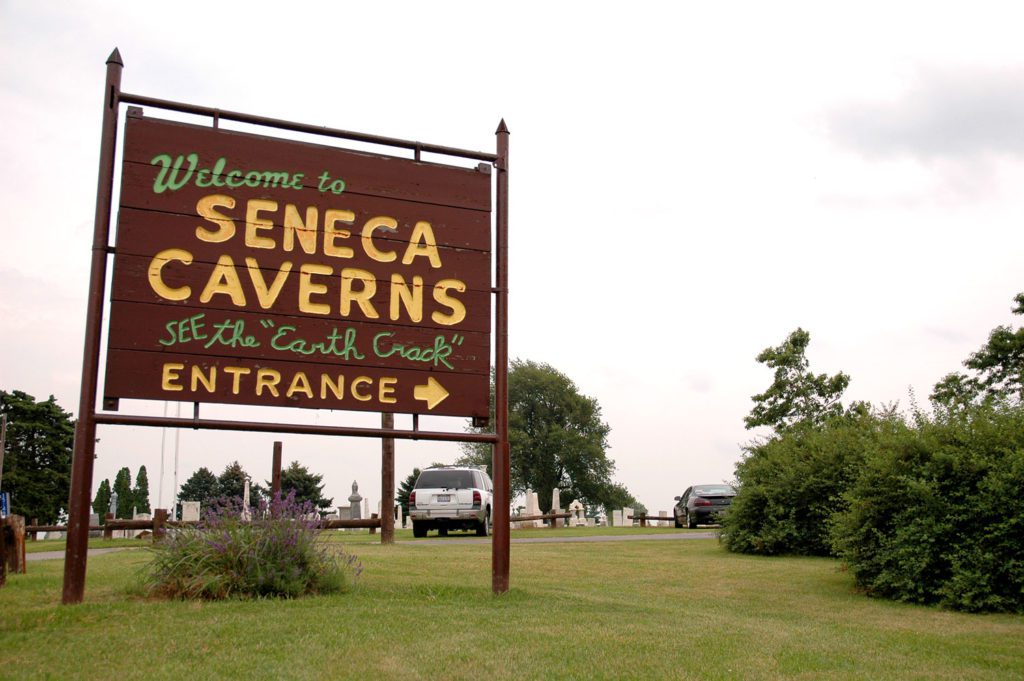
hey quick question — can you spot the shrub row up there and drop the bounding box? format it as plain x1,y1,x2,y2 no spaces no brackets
723,406,1024,613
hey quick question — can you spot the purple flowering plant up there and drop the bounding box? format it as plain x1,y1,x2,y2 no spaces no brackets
142,490,361,599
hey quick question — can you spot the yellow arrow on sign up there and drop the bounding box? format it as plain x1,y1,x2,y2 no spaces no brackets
413,376,450,410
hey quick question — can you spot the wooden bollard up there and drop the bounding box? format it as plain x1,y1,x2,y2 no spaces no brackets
369,513,378,535
153,508,168,542
30,518,38,541
103,512,114,540
5,516,26,574
0,519,8,587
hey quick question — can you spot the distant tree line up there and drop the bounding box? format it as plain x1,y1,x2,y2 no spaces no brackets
178,459,333,516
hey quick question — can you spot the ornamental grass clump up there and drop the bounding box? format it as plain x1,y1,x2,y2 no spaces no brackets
142,491,361,600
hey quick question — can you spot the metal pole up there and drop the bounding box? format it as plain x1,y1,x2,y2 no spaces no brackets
171,402,180,519
63,48,122,604
0,414,7,493
492,120,510,594
381,413,395,544
157,402,167,510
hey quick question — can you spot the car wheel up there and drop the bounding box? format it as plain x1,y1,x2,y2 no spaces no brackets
686,510,697,529
412,521,427,538
476,508,491,537
674,514,683,529
438,526,449,537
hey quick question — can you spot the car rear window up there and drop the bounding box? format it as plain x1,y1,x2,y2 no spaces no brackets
693,485,735,496
415,469,475,489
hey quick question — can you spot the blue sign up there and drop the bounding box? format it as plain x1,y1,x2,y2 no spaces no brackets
0,491,9,518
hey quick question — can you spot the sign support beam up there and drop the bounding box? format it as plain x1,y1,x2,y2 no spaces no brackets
63,48,122,605
492,120,510,594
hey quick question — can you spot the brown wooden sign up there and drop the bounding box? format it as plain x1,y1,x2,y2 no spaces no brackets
105,113,492,417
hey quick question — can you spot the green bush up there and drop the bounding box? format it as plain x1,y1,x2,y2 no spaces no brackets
831,406,1024,613
722,412,894,556
141,492,361,600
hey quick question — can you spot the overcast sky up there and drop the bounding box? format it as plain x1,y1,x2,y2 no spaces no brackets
3,2,1024,515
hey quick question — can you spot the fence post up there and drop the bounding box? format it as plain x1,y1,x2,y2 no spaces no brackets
30,518,38,541
6,516,26,574
369,513,378,535
153,508,167,542
103,513,113,541
0,518,7,587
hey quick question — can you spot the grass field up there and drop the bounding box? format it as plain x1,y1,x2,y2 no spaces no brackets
3,531,1022,680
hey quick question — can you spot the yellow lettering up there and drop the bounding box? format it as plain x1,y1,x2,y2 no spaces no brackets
200,255,247,306
361,216,398,263
283,204,318,255
224,366,251,394
320,374,345,400
245,199,277,249
402,221,441,268
161,363,185,391
196,194,237,243
351,376,373,401
431,279,467,325
389,274,423,323
324,209,355,258
298,263,332,315
340,268,380,319
286,372,313,399
379,377,398,404
256,368,281,396
148,248,193,301
246,257,292,309
190,365,216,393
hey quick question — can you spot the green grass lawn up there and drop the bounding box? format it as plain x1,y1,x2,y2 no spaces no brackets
3,534,1022,680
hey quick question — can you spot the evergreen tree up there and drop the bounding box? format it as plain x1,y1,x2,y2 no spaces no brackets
92,479,112,522
178,467,220,508
133,465,151,514
0,390,75,524
217,461,250,500
397,468,421,517
111,466,134,519
277,461,333,512
216,461,266,507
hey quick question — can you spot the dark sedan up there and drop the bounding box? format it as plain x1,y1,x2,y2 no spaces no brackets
673,484,736,528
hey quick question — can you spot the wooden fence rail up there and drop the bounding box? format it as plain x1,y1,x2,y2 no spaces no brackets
627,514,678,528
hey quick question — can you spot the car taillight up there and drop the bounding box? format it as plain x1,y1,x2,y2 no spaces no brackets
473,490,481,506
409,491,416,506
694,498,712,507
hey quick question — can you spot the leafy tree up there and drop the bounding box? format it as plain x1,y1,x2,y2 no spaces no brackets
932,292,1024,409
133,465,151,514
0,390,74,524
92,479,112,522
111,466,134,519
178,467,220,508
744,328,850,434
599,482,647,516
461,359,625,513
396,468,421,517
277,461,333,512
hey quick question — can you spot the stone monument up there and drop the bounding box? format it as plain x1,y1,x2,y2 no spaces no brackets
348,481,363,520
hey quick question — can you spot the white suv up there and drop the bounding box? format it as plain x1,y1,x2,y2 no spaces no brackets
409,466,493,538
